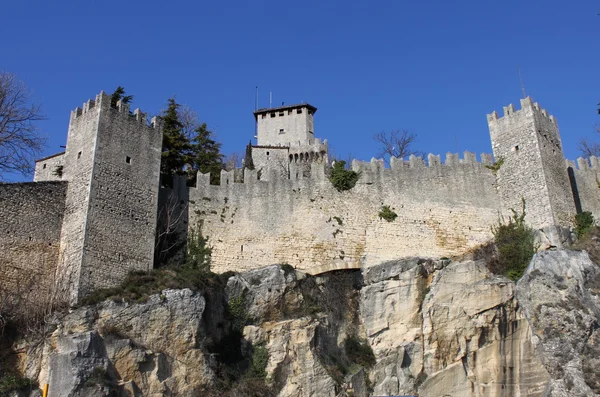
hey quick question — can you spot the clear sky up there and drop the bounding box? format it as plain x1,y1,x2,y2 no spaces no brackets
2,0,599,181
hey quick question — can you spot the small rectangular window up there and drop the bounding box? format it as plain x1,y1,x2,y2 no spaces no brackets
279,128,285,133
261,114,266,119
126,156,132,164
288,109,292,115
77,151,82,159
270,113,275,118
297,109,302,114
43,164,47,169
279,112,284,116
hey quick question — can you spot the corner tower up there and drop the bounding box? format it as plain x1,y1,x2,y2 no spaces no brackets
487,97,575,229
57,92,163,303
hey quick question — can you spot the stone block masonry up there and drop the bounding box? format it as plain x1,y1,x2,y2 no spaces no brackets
0,181,67,306
190,152,501,274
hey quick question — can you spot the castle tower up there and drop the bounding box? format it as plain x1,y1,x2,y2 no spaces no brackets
56,92,163,303
487,97,575,229
251,103,327,179
254,103,317,147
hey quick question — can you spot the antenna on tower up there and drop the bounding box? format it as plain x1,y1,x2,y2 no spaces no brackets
254,86,258,141
518,66,527,99
269,92,272,108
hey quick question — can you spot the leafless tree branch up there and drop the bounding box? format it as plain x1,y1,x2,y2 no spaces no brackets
224,151,243,171
0,72,46,179
578,124,600,158
178,104,200,141
373,129,419,163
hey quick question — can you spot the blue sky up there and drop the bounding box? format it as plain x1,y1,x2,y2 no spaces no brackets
2,0,599,180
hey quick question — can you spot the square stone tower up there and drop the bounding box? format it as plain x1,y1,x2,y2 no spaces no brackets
254,103,317,147
488,97,575,229
251,103,327,180
56,92,163,303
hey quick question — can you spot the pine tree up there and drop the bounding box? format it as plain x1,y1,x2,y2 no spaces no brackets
188,122,224,185
244,141,255,170
160,98,189,175
109,86,133,108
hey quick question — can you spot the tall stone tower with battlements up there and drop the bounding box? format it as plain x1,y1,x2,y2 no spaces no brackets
488,97,576,230
35,92,163,303
251,104,328,179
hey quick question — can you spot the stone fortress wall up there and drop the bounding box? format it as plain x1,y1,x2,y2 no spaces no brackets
0,182,67,305
190,152,501,274
1,92,599,303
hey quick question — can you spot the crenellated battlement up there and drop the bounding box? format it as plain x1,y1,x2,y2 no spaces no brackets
566,156,600,171
487,97,557,125
70,92,162,130
193,150,496,193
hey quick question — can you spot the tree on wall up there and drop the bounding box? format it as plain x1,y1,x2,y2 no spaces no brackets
0,72,46,179
373,129,421,164
109,86,133,108
160,98,190,175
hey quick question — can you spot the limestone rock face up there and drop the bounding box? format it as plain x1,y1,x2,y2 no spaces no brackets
9,250,600,397
47,289,218,397
517,250,600,397
362,258,550,397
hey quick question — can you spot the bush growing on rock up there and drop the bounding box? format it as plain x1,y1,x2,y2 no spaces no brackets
491,199,536,281
575,211,595,238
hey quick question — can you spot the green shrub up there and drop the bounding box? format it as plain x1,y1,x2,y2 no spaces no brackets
343,336,376,368
378,205,397,222
228,295,248,332
185,226,212,271
485,156,504,174
85,367,112,388
575,211,595,238
0,374,35,397
329,161,359,192
248,344,269,379
491,199,536,281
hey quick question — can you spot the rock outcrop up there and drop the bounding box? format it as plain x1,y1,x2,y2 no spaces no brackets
4,249,600,397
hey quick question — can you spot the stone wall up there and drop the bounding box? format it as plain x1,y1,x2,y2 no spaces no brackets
533,104,576,225
34,152,65,182
190,152,501,274
568,157,600,221
56,96,102,303
0,181,67,306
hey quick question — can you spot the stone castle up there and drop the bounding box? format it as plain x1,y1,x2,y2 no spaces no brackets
1,91,599,304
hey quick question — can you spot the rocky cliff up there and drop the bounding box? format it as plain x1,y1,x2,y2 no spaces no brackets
3,249,600,397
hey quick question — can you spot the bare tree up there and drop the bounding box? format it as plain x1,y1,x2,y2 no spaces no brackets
578,125,600,157
155,191,188,266
373,129,420,163
0,72,46,178
178,104,200,141
224,151,244,171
